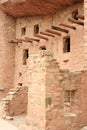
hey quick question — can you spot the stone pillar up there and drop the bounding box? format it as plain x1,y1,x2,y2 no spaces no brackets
19,51,63,130
0,10,15,97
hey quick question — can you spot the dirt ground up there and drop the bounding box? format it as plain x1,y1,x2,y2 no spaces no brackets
0,101,26,130
0,118,18,130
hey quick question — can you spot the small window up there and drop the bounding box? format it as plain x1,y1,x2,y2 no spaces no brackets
19,73,22,77
23,49,29,65
63,36,70,53
18,83,22,86
34,24,39,34
72,9,78,20
64,91,75,103
21,27,26,36
46,97,52,108
40,46,46,50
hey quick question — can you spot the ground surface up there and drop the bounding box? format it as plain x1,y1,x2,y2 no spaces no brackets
0,101,26,130
8,114,26,127
0,118,18,130
0,114,26,130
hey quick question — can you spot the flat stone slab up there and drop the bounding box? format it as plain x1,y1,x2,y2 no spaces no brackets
0,118,18,130
64,112,77,118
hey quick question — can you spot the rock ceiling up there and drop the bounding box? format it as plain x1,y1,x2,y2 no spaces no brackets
0,0,83,17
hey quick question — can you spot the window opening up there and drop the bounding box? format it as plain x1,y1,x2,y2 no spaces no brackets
21,27,26,36
18,83,22,86
34,24,39,34
23,49,29,65
19,73,22,77
64,90,75,103
63,36,70,53
72,9,78,20
40,46,46,50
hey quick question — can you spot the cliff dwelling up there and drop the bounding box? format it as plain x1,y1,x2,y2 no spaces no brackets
0,0,87,130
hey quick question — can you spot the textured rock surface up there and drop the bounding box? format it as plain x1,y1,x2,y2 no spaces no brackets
0,0,83,17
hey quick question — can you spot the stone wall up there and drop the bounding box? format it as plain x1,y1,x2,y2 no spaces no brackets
19,50,87,130
14,2,84,86
1,86,28,118
0,10,16,99
9,86,28,116
0,2,85,129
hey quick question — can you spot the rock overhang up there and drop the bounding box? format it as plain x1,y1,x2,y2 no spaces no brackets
0,0,83,17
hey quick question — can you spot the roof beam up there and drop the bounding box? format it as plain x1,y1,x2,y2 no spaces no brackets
20,39,33,43
40,32,55,37
25,37,40,42
68,18,84,26
8,39,22,44
9,38,33,43
52,26,69,33
45,29,61,36
34,34,48,41
59,23,76,30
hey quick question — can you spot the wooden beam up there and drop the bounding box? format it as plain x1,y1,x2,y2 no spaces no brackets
45,29,61,36
76,14,84,20
8,39,22,44
8,40,18,44
68,18,84,26
20,39,33,43
40,32,55,37
59,23,76,30
51,26,69,33
34,34,48,41
25,37,40,42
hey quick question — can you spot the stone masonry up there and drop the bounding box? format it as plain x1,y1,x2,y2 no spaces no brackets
19,50,87,130
0,2,84,100
0,10,15,100
1,86,28,119
0,1,86,130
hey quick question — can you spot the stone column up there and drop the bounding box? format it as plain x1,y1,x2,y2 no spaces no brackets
19,51,62,130
0,10,15,98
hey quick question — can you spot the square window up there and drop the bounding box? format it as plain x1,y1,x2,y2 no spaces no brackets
18,83,22,86
39,46,46,50
64,91,75,103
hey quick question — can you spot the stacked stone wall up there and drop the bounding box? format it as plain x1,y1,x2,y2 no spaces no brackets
19,51,87,130
1,86,28,118
0,10,16,99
